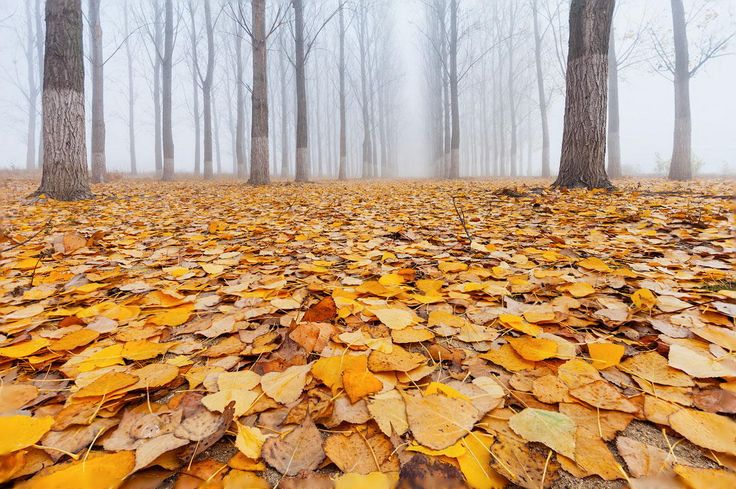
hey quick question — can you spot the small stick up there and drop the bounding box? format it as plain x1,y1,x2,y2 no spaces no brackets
0,219,52,255
451,196,472,243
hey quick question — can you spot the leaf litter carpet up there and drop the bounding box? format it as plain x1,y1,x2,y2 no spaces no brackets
0,178,735,489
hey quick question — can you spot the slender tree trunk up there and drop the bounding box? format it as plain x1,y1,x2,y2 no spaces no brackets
294,0,310,181
338,4,347,180
554,0,615,189
35,0,91,200
279,47,289,178
532,0,550,177
153,3,163,176
249,0,270,184
162,0,175,181
448,0,460,179
202,0,215,180
89,0,105,183
25,0,38,171
35,0,44,167
358,7,371,179
188,4,201,175
235,7,246,179
440,7,450,178
607,26,622,178
214,92,223,174
124,1,137,174
668,0,692,181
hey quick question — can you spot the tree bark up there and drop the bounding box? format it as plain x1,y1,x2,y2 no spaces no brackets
338,3,347,180
153,1,163,176
25,0,38,171
124,0,137,174
532,0,551,178
607,25,622,178
249,0,270,185
554,0,615,189
188,2,201,176
448,0,460,179
507,2,517,178
162,0,175,181
35,0,91,200
35,0,45,167
279,44,289,178
89,0,105,183
668,0,692,181
235,4,246,179
293,0,310,182
202,0,215,180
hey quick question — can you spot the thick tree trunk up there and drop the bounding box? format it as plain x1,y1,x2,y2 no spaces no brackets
448,0,460,179
669,0,692,181
249,0,270,185
89,0,105,183
554,0,615,189
25,0,38,171
162,0,175,181
532,0,551,178
202,0,215,180
607,26,622,179
35,0,91,201
338,4,347,180
124,1,137,174
293,0,310,182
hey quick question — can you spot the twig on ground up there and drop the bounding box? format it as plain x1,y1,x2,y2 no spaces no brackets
0,219,52,255
451,196,472,243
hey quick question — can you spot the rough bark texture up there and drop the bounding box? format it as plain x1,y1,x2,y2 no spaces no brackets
532,0,551,178
293,0,310,182
162,0,175,181
554,0,615,189
89,0,105,183
249,0,270,185
338,4,347,180
35,0,92,201
607,25,622,178
668,0,692,181
124,1,137,175
448,0,460,179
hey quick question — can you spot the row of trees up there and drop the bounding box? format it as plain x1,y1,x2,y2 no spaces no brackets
28,0,733,199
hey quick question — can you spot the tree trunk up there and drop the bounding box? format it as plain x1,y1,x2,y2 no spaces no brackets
162,0,175,181
554,0,615,189
279,46,289,178
249,0,270,185
89,0,105,183
124,0,137,174
202,0,215,180
338,4,347,180
235,6,246,179
668,0,692,181
188,3,201,176
153,2,163,176
35,0,45,167
25,0,38,171
35,0,91,200
532,0,551,178
507,2,517,178
293,0,310,182
448,0,460,179
607,25,622,179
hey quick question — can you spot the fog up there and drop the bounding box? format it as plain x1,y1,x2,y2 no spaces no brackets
0,0,734,178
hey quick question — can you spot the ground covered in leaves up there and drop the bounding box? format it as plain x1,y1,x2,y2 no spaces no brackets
0,178,735,489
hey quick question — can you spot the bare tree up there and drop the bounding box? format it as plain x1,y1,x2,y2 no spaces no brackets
187,1,202,175
234,0,247,179
124,0,137,175
162,0,175,181
88,0,106,183
554,0,615,189
532,0,551,177
22,0,40,171
35,0,92,200
338,1,347,180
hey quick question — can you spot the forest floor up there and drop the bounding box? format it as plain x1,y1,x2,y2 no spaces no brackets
0,178,735,489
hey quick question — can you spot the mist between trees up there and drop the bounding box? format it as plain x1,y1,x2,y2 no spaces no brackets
1,0,735,195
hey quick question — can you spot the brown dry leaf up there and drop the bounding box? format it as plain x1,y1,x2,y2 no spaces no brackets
569,379,639,413
559,403,633,440
397,454,467,489
0,384,38,413
620,351,694,387
480,343,536,372
674,464,736,489
489,434,560,489
302,296,337,323
367,389,409,437
260,363,312,404
324,427,399,474
616,436,673,478
261,417,325,476
368,345,426,372
289,322,337,353
508,407,576,459
561,431,623,480
403,390,478,450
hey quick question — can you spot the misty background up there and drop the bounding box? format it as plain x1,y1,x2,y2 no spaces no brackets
0,0,734,178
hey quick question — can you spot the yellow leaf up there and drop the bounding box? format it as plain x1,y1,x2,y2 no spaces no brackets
498,314,542,336
588,342,625,369
577,257,611,273
439,261,468,273
458,432,507,489
631,288,656,309
260,363,312,404
480,344,536,372
373,308,417,330
669,409,736,456
49,329,100,351
121,340,170,361
508,408,576,459
407,440,467,458
201,263,225,275
74,372,139,398
508,336,558,361
16,451,134,489
335,472,398,489
424,382,470,400
78,344,125,372
378,273,404,286
0,338,50,358
560,282,596,298
235,422,268,459
0,416,54,455
151,304,193,326
674,464,736,489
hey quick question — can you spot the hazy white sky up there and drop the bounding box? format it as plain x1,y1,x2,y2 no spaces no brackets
0,0,734,176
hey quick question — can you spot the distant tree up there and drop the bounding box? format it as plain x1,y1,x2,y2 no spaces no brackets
652,0,734,181
531,0,551,177
34,0,92,201
162,0,175,181
554,0,615,189
338,2,347,180
124,0,137,175
186,0,202,176
88,0,106,183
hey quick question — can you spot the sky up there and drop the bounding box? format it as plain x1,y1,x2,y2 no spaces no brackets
0,0,734,177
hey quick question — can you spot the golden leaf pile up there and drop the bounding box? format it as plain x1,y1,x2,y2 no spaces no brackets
0,179,735,488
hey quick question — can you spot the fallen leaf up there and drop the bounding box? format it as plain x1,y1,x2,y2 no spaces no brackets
508,408,576,459
261,417,325,475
